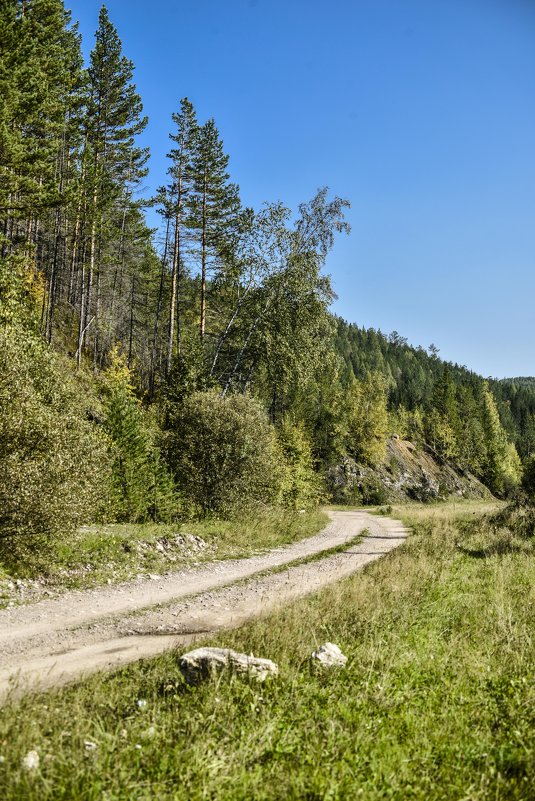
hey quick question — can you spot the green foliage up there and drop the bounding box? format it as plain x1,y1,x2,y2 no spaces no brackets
86,5,148,200
103,350,176,523
0,328,111,567
1,0,528,532
254,252,336,421
341,372,389,466
0,250,43,331
491,378,535,461
336,321,524,495
425,407,458,462
277,419,324,509
480,385,522,496
467,501,535,544
389,405,425,445
0,508,327,588
0,0,80,217
424,365,460,462
522,455,535,500
166,391,283,516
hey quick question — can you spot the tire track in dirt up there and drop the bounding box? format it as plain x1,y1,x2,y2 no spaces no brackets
0,511,408,700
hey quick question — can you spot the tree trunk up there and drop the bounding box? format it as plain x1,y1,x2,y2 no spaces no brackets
199,177,207,340
128,273,136,368
150,214,171,395
166,177,182,378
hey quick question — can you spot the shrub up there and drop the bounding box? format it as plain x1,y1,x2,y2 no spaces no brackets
166,391,283,516
0,330,112,568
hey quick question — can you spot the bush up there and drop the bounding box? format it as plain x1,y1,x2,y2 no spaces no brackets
0,330,112,568
166,391,283,516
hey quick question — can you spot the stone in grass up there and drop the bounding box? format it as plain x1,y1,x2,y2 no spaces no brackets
178,647,278,685
310,642,347,669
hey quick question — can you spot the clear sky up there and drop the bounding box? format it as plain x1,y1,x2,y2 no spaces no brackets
71,0,535,379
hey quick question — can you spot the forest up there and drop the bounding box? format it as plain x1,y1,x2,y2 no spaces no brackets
2,0,535,564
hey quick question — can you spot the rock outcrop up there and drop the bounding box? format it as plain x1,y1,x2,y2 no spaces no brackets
327,436,492,505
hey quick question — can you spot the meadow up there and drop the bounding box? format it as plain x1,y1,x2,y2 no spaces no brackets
2,500,535,800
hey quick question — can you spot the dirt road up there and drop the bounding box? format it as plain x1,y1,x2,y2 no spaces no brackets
0,511,408,700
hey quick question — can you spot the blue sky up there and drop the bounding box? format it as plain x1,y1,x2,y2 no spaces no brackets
72,0,535,378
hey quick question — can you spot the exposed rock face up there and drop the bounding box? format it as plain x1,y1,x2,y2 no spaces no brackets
178,646,279,685
327,436,492,505
311,642,347,668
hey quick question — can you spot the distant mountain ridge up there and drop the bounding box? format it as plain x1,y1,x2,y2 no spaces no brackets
498,377,535,387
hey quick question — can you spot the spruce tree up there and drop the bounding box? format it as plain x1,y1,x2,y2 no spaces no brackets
480,384,521,495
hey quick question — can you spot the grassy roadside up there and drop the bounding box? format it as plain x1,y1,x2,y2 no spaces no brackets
2,500,535,799
0,509,328,604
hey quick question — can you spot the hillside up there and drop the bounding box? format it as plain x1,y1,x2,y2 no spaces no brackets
328,435,491,505
335,318,535,466
335,320,535,441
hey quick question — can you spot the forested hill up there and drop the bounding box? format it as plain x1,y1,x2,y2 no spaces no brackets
335,320,535,464
335,321,476,408
497,377,535,388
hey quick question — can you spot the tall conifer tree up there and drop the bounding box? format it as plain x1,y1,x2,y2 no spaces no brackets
163,97,198,376
77,5,148,365
188,118,240,340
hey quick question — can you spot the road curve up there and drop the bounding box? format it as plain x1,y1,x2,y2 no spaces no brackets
0,511,408,701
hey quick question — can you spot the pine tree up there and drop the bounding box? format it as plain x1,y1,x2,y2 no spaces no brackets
188,118,241,340
0,0,86,350
77,5,148,365
480,383,521,495
162,97,198,376
0,0,76,228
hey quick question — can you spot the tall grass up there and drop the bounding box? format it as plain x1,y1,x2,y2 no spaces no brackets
2,501,534,799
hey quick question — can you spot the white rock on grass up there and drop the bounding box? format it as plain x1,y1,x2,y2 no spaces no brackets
310,642,347,668
22,750,40,772
179,647,278,685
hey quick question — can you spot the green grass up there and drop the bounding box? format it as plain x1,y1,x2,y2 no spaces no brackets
0,508,328,591
2,500,535,799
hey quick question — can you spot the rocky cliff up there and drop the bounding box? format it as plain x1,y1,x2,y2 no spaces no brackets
327,436,492,505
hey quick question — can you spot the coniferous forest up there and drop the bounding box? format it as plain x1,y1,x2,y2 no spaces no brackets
2,1,535,562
